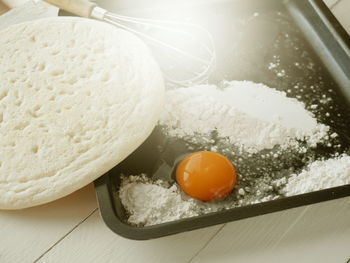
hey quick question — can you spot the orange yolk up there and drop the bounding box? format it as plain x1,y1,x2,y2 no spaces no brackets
175,151,237,201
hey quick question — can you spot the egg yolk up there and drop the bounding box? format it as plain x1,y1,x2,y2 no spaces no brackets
176,151,237,201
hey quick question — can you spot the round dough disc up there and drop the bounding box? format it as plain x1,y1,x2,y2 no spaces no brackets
0,17,164,209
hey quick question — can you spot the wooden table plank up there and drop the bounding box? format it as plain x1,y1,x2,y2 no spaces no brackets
323,0,341,7
0,184,97,263
37,211,223,263
1,0,28,8
331,0,350,34
190,197,350,263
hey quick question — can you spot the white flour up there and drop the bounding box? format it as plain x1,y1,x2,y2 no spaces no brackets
281,155,350,196
120,155,350,226
118,81,349,226
159,81,329,153
119,175,199,226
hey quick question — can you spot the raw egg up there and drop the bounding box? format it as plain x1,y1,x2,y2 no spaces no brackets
175,151,237,201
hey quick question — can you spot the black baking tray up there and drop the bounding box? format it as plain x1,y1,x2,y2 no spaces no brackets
94,0,350,240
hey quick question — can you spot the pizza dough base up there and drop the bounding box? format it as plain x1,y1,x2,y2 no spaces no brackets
0,17,164,209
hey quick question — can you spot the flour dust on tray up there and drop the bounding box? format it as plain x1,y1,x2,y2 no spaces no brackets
275,155,350,196
119,154,350,226
119,175,199,226
160,81,329,154
118,81,349,227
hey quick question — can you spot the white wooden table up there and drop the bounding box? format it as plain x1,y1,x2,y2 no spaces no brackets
1,0,350,262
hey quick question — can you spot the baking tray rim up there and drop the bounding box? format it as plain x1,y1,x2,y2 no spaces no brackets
94,0,350,240
94,174,350,240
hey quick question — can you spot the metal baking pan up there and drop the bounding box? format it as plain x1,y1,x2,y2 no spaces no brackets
94,0,350,240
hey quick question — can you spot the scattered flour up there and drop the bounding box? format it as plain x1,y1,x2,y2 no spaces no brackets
120,155,350,226
118,81,349,226
159,81,329,153
119,175,198,226
281,155,350,196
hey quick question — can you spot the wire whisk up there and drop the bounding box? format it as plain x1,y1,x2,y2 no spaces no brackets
44,0,216,87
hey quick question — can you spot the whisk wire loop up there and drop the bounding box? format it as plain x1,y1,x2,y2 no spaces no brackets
94,7,216,86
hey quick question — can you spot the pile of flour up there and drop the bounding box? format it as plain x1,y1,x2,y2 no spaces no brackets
120,155,350,226
119,81,349,226
159,81,329,154
280,155,350,196
119,175,199,226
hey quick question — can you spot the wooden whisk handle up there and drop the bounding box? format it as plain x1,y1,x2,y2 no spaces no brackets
0,0,9,15
43,0,96,18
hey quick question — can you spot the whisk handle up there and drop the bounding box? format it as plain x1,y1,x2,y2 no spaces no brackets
43,0,96,18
